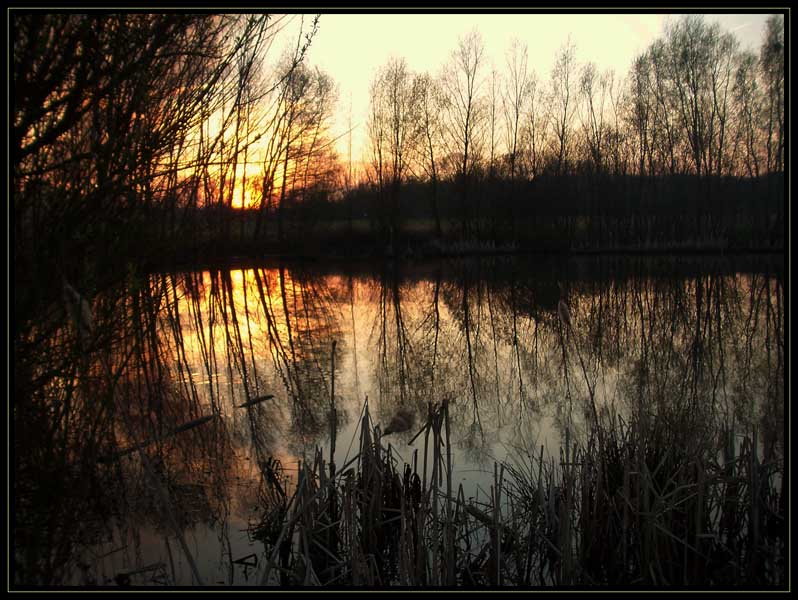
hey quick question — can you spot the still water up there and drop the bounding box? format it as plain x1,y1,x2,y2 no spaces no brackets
15,255,784,586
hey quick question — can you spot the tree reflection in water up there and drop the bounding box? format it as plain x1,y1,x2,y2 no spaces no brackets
13,256,784,585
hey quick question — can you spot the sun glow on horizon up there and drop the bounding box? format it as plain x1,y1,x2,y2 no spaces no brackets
169,12,777,210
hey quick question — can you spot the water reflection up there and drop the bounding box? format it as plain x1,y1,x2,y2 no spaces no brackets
13,256,784,586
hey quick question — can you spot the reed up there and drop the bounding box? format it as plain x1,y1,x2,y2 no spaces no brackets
245,395,785,588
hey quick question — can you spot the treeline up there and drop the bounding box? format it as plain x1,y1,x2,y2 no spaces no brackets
356,15,785,247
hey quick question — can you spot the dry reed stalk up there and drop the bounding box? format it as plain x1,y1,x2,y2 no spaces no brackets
494,461,506,586
622,457,630,576
343,473,359,586
430,405,440,586
558,429,575,585
327,343,339,583
416,499,427,584
443,399,455,585
399,489,408,585
330,341,336,480
237,395,274,408
749,428,760,581
521,447,544,585
259,468,327,585
694,458,706,582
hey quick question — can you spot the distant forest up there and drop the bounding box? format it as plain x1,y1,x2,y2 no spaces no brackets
13,14,785,302
352,16,785,251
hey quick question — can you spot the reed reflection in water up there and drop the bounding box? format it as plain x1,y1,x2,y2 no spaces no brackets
13,256,784,586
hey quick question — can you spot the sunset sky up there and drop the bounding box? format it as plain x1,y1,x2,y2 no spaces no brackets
271,12,776,167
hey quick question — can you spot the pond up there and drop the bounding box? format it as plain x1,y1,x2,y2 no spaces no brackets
13,254,785,587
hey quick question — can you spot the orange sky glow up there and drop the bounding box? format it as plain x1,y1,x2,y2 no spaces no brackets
224,12,776,209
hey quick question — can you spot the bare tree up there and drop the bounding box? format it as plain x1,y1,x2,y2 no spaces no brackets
664,15,716,179
298,68,339,203
274,60,315,243
367,57,420,243
579,62,612,175
503,38,530,181
607,73,631,178
12,13,291,295
733,51,762,179
414,72,444,237
760,14,784,174
708,30,738,178
550,38,577,176
630,53,653,179
523,72,547,179
367,69,388,231
648,40,679,175
488,66,500,179
441,29,486,238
